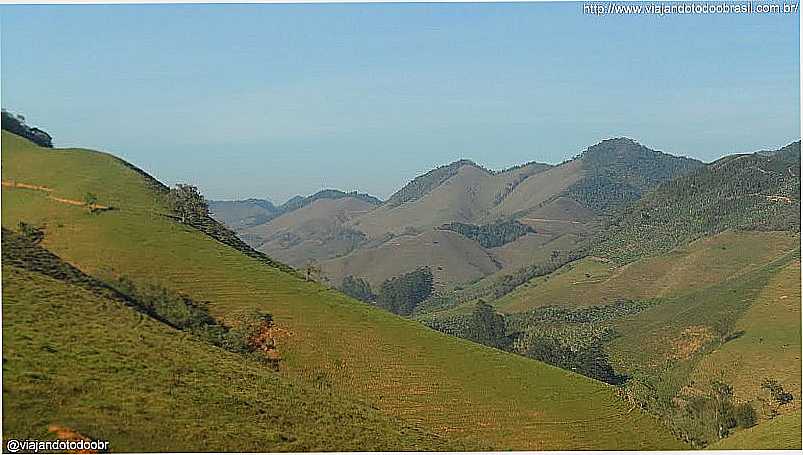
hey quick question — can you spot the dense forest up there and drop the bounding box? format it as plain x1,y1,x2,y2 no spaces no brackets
438,219,535,248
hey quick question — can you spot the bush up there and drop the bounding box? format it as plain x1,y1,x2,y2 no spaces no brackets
223,310,280,370
17,221,44,245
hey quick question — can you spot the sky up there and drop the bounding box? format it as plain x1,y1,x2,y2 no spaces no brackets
1,2,799,202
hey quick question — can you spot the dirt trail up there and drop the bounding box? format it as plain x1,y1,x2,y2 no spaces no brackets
1,180,53,192
2,179,111,211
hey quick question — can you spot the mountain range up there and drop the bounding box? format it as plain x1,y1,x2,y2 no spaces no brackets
2,118,800,450
213,138,706,290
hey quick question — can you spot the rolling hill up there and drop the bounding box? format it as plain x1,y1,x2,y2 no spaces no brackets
1,130,684,450
413,141,801,448
1,229,452,452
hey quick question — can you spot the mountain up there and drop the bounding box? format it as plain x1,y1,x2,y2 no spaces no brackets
321,229,501,290
319,139,700,290
591,140,800,263
416,141,801,449
218,139,704,295
244,195,379,266
210,190,382,232
209,198,280,230
1,129,683,450
279,189,382,213
491,137,704,219
350,160,553,239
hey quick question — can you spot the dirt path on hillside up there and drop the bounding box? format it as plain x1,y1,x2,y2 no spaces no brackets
2,179,111,211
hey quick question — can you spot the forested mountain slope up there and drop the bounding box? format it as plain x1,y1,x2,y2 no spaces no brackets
592,141,800,263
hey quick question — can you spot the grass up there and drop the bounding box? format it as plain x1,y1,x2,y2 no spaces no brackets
709,410,802,450
494,230,799,313
2,264,452,452
1,131,684,450
690,259,801,416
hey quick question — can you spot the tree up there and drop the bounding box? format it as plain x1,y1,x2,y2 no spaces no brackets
84,192,99,213
376,267,433,315
761,378,794,418
1,109,53,147
465,301,509,349
340,276,374,302
168,184,209,224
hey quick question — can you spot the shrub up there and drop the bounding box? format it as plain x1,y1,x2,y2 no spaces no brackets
17,221,44,245
761,378,794,407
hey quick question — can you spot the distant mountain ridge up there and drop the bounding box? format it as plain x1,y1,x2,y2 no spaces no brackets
211,189,381,230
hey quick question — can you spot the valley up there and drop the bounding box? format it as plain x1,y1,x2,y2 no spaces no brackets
2,121,800,450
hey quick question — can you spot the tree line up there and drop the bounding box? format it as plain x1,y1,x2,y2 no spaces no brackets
2,109,53,147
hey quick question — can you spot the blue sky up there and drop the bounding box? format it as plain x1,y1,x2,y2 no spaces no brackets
1,2,799,202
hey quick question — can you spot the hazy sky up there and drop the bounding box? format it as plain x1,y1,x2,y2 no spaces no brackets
1,2,799,202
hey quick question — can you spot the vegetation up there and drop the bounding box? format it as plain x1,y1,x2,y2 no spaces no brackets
339,275,375,302
523,336,625,385
438,219,535,248
760,378,795,418
375,267,434,315
168,183,209,224
591,141,801,263
17,221,44,244
1,130,683,449
463,302,509,349
566,137,703,214
710,410,801,450
1,109,53,147
668,381,758,447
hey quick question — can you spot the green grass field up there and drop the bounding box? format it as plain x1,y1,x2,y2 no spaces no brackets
2,263,451,452
1,131,684,450
709,410,802,450
494,230,799,313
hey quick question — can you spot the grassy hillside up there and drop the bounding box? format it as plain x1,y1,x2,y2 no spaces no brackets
1,232,452,452
709,410,801,450
690,259,801,416
1,131,683,450
494,231,799,313
321,229,500,290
